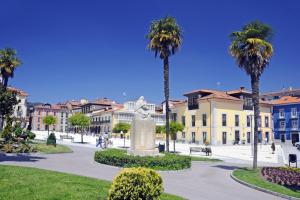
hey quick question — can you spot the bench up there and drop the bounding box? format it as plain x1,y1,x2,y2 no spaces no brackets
190,146,212,156
60,135,74,142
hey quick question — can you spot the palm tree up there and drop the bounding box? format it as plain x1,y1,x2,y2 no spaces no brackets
229,21,273,169
147,16,182,152
0,48,22,89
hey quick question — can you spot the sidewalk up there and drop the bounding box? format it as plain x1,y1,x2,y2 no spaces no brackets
33,131,284,166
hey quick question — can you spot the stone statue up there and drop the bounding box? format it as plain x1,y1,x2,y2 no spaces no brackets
128,96,159,156
134,96,150,119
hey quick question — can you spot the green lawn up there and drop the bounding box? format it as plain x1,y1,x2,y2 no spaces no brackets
233,168,300,198
0,165,184,200
191,156,222,162
32,142,73,154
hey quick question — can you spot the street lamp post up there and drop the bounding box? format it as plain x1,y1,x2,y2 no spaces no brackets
250,114,254,157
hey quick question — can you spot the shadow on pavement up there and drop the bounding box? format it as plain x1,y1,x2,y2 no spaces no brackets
212,165,240,171
0,153,46,162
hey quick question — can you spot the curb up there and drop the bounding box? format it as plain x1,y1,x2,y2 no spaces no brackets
230,170,300,200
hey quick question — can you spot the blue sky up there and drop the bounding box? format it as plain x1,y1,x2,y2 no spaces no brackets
0,0,299,104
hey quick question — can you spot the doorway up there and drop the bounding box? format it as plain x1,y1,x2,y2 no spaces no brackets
265,132,269,143
280,133,286,143
222,132,227,144
235,131,240,144
191,132,196,143
291,133,299,145
247,132,251,144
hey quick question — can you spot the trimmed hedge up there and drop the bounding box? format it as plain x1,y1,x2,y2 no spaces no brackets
47,133,56,146
262,167,300,187
108,167,163,200
94,149,191,170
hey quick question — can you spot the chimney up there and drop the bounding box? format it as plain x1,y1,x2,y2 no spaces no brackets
240,86,245,91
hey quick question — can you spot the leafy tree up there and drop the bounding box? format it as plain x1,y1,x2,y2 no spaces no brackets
68,113,90,143
169,122,184,152
0,85,19,130
155,125,165,134
113,122,131,148
147,16,182,152
43,115,57,136
0,48,22,88
229,21,274,169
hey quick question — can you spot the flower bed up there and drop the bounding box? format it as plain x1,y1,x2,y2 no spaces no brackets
261,167,300,187
94,149,191,170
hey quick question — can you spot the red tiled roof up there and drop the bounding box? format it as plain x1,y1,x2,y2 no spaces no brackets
7,87,28,96
272,96,300,105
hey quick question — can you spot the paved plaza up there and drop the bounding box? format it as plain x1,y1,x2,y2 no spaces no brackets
0,144,284,200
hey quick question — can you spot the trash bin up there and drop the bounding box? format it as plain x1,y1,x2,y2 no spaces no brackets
289,154,297,167
158,143,165,153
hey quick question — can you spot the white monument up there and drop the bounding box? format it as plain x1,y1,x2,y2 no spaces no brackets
128,96,159,156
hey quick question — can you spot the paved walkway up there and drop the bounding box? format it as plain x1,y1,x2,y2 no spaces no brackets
0,145,284,200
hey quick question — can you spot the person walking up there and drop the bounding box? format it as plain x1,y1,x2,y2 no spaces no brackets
96,134,103,148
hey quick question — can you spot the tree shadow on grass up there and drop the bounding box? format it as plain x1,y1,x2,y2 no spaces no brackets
0,153,46,162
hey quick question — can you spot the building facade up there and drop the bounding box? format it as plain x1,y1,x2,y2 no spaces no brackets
32,103,70,132
170,87,273,145
89,99,165,136
272,96,300,145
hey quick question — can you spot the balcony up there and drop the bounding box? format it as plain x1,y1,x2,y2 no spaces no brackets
188,104,198,110
279,126,286,131
278,114,285,119
291,113,298,119
291,127,298,131
243,105,253,110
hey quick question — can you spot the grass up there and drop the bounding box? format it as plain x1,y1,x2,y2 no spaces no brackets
31,141,73,154
233,168,300,198
0,165,184,200
190,156,222,162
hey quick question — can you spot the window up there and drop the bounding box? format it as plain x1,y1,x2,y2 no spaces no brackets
61,112,64,117
280,121,285,129
191,132,196,143
292,120,298,129
54,112,56,116
38,117,40,122
247,115,251,127
182,132,186,139
235,115,239,127
37,124,40,130
203,132,207,143
181,116,185,126
171,113,177,122
279,109,285,118
265,116,269,128
46,111,49,116
66,113,69,118
202,114,207,126
258,116,262,127
292,108,297,117
38,111,41,115
222,114,227,126
191,115,196,127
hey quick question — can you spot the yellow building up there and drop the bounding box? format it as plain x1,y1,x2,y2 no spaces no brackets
170,87,273,145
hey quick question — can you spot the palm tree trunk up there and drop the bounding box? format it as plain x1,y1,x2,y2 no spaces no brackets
251,74,260,169
81,127,84,143
3,77,8,89
0,116,4,131
164,57,170,152
173,139,175,153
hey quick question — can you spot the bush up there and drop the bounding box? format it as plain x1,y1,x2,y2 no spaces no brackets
94,149,191,170
0,141,35,153
14,127,23,137
47,133,56,146
108,167,163,200
0,123,13,141
26,131,36,140
261,167,300,187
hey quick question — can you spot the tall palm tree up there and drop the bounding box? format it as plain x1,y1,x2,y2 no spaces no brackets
229,21,273,169
147,16,182,152
0,48,22,89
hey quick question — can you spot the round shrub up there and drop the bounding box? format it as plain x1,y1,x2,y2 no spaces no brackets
108,167,163,200
47,133,56,146
26,131,36,140
94,149,191,170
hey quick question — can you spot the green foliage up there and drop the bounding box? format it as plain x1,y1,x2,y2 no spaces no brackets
108,167,163,200
46,133,56,146
112,122,130,133
156,125,165,134
0,48,22,87
147,16,182,59
94,149,191,170
68,113,90,128
0,118,13,140
0,141,35,153
169,122,184,140
0,85,19,118
43,115,57,126
26,131,36,140
14,125,23,137
229,21,274,77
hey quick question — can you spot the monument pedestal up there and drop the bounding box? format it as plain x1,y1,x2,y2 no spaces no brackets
128,115,159,156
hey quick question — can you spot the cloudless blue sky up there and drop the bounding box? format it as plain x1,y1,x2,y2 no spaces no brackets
0,0,299,104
